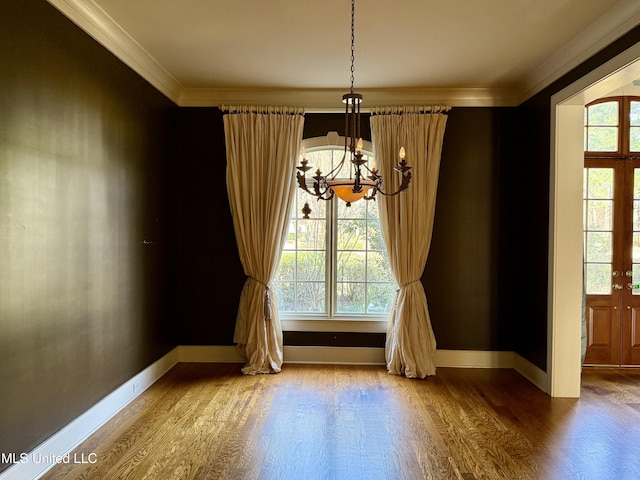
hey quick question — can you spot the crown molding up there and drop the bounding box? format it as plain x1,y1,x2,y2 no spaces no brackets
516,0,640,104
47,0,183,104
179,86,518,110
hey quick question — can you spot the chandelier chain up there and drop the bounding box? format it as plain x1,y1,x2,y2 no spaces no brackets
350,0,355,93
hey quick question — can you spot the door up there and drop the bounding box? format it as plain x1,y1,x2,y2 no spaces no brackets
583,97,640,366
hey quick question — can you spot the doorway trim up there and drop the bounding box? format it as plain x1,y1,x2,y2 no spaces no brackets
550,42,640,397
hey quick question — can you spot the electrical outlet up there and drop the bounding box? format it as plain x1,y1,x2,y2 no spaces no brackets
132,381,141,394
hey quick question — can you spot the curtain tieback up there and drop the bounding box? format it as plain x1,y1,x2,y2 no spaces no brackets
249,277,272,322
398,279,421,290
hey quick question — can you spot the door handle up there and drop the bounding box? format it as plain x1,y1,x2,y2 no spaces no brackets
626,270,633,277
613,283,623,290
627,283,640,290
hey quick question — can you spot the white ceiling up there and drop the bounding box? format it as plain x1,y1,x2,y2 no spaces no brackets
49,0,640,108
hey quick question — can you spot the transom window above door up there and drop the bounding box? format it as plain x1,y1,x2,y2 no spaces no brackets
274,133,396,333
584,97,640,154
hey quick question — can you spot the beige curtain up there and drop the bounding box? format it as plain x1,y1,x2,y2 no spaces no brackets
223,108,304,374
370,110,448,378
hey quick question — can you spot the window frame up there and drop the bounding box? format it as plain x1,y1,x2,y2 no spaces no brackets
279,133,393,334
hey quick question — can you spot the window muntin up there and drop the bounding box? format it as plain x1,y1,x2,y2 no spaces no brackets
273,144,396,320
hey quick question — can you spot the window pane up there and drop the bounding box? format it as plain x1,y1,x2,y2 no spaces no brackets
274,281,294,312
367,223,386,253
635,200,640,231
297,252,325,281
634,233,640,264
283,219,296,250
297,219,325,250
297,282,325,313
586,200,613,231
367,283,396,314
336,251,365,282
633,264,640,297
306,150,335,177
587,101,618,126
336,282,365,313
585,264,611,295
631,101,640,126
367,251,394,282
337,219,366,250
275,252,295,281
587,126,618,152
295,189,326,219
587,168,613,199
338,197,366,219
586,232,612,262
630,127,640,152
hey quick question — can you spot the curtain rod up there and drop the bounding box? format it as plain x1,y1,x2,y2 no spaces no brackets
369,105,451,115
220,105,305,115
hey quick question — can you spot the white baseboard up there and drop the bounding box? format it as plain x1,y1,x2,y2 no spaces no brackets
434,349,514,368
178,345,518,369
1,345,549,480
0,348,180,480
513,353,550,394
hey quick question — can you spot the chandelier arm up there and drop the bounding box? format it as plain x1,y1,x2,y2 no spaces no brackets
297,172,334,200
375,172,412,197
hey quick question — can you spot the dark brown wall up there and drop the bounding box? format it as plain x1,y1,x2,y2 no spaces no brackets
0,0,176,469
171,108,244,344
427,108,518,350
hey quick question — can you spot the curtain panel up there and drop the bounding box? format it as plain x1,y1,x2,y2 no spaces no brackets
370,109,448,378
223,108,304,374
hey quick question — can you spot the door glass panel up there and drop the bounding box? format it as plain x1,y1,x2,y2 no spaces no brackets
631,102,640,152
584,168,614,295
586,232,612,262
631,127,640,152
585,263,612,295
586,200,613,230
587,168,614,198
634,169,640,295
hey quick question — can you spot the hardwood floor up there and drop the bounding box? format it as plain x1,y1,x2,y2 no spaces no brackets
41,364,640,480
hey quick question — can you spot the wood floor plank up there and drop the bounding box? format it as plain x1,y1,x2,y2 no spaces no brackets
40,364,640,480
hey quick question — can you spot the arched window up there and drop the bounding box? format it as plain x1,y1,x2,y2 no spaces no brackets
273,133,396,331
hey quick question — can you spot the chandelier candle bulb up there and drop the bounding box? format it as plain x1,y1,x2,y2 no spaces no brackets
399,146,406,159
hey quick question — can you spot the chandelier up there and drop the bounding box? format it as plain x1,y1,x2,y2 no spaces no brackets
296,0,411,218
